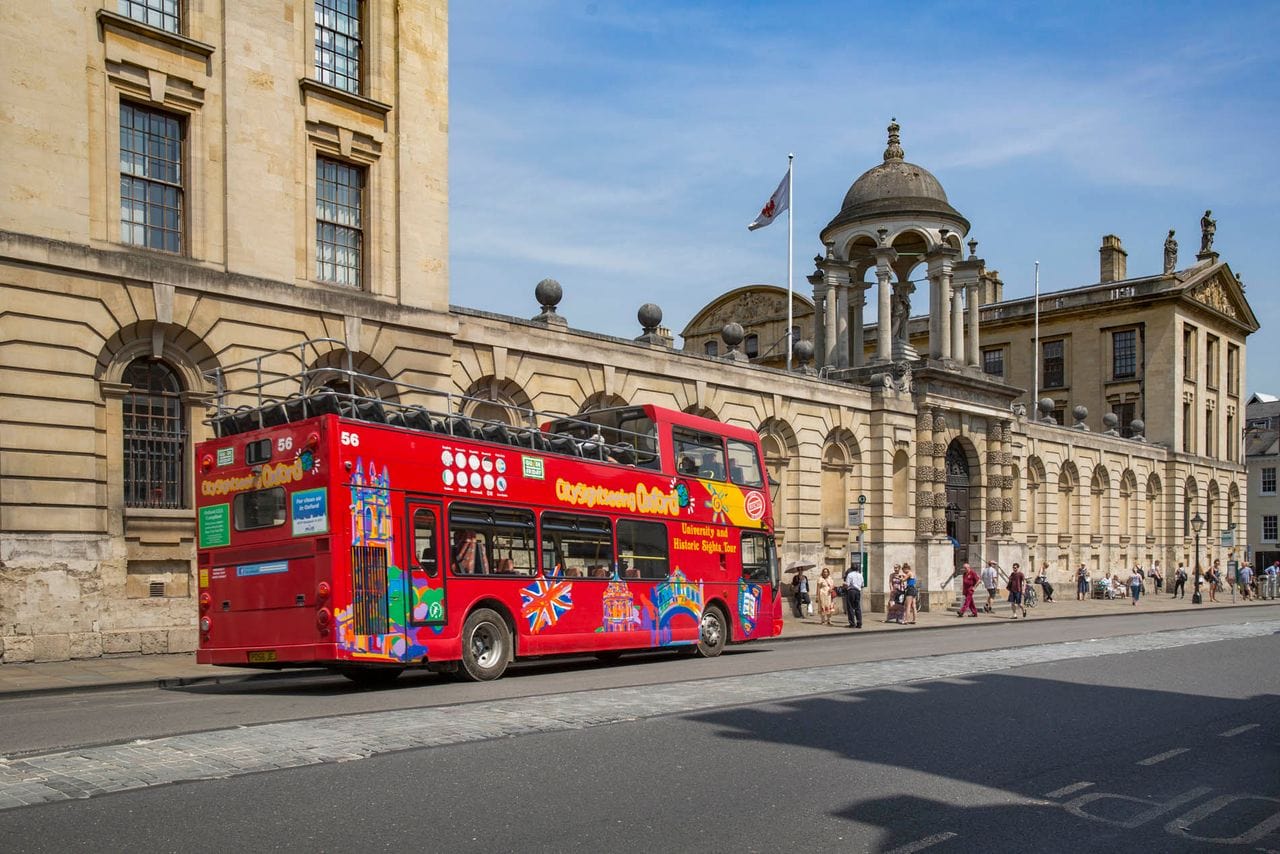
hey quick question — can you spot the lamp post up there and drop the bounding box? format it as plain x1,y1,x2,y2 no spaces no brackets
1191,512,1204,604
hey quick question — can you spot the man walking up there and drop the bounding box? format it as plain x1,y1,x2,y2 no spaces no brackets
1264,561,1279,600
957,562,980,617
843,561,863,629
1173,562,1188,598
1076,563,1089,600
1239,562,1254,601
1007,562,1027,619
981,561,1000,613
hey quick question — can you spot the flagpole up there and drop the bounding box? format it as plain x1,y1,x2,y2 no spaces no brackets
1032,261,1040,413
786,153,794,372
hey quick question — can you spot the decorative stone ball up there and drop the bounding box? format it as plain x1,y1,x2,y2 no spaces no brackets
1130,419,1145,435
534,278,562,309
1038,397,1055,416
794,339,814,361
637,303,662,330
721,322,744,347
1072,405,1088,422
1102,412,1119,429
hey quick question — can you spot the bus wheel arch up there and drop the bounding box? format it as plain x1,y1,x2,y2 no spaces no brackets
459,602,515,681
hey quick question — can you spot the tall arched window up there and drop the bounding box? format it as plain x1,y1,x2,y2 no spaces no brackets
892,450,909,517
123,359,186,508
821,443,849,531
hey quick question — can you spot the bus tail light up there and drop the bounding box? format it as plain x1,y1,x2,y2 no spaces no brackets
305,431,320,450
317,581,331,599
199,592,211,610
200,453,215,473
200,616,212,633
316,608,331,634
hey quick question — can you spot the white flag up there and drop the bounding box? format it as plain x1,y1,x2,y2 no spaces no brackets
748,171,790,231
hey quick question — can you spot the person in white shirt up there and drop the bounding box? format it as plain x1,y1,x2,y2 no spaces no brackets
980,561,1000,613
843,563,864,629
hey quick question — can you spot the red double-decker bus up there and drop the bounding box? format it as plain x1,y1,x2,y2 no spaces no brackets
195,342,782,682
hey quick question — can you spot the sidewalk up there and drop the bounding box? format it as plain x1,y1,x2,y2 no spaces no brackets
2,594,1276,698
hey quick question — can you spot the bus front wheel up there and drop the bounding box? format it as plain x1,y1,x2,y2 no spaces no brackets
460,608,511,681
694,605,728,658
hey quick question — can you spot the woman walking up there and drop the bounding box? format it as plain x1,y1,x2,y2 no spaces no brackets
816,567,837,625
902,563,919,624
1128,565,1143,605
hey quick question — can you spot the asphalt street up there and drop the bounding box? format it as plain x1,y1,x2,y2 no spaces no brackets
1,613,1277,852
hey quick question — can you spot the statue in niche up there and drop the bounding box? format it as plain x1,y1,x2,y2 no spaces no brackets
1163,229,1177,274
891,282,914,343
1200,210,1216,254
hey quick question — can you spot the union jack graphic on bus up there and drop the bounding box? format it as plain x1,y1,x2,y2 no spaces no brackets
520,577,574,633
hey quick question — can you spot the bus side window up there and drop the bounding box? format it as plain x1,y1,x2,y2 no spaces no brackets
413,508,438,577
617,519,669,580
740,531,773,584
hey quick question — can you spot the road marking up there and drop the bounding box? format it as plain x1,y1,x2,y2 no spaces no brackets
1046,782,1094,798
886,832,958,853
1138,748,1190,765
1218,723,1259,738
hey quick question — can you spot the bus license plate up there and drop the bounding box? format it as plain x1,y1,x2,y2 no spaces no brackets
247,650,277,663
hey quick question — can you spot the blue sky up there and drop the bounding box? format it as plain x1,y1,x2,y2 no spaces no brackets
448,1,1279,397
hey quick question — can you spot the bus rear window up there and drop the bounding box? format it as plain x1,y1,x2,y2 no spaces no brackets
234,487,286,530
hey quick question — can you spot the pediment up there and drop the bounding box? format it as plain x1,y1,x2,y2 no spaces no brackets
681,285,813,337
1181,265,1259,332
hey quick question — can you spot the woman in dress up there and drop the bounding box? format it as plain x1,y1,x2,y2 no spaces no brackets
817,567,837,625
886,565,904,623
902,563,918,624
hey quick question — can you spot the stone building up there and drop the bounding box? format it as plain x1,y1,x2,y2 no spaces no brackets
1245,394,1280,570
0,4,1257,662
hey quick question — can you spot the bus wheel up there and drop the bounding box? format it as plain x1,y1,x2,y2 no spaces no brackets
695,605,728,658
336,666,403,686
460,608,511,681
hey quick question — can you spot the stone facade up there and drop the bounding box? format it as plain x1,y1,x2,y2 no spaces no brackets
1245,396,1280,569
0,5,1259,661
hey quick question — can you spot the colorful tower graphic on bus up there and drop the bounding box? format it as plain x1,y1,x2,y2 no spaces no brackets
602,579,640,632
349,457,392,547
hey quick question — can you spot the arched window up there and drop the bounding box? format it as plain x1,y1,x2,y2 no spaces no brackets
821,443,849,531
892,450,909,517
123,359,186,508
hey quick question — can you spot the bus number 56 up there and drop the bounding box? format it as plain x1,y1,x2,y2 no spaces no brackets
341,431,360,447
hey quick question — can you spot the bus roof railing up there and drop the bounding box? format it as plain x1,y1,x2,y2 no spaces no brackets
201,339,660,466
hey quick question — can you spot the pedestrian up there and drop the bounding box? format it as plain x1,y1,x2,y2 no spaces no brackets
1264,561,1279,600
1150,560,1164,594
1238,562,1254,601
982,560,1000,613
957,562,979,617
1007,562,1027,618
1220,558,1233,597
817,567,837,625
1035,562,1055,602
1173,562,1187,598
887,565,905,624
1129,565,1143,605
790,569,810,618
901,563,919,624
1076,563,1089,601
1207,563,1219,603
843,561,864,629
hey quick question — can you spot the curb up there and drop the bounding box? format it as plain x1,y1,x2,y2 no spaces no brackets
0,667,322,701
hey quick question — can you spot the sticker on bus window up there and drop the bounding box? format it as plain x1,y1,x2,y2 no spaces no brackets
291,488,329,536
216,447,234,467
198,504,231,548
522,456,545,480
236,560,288,577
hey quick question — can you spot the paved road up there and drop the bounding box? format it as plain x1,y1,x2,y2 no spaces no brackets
1,614,1277,851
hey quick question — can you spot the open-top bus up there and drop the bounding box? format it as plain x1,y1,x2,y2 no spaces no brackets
195,340,782,682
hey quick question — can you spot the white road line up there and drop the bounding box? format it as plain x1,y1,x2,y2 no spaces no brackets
886,831,958,854
1218,723,1259,738
1138,748,1190,765
1045,782,1095,798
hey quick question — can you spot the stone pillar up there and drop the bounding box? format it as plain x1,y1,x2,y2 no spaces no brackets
824,269,839,368
928,267,945,359
1001,419,1015,538
966,282,981,367
950,288,965,363
914,410,934,539
986,422,1004,539
850,284,866,367
932,407,948,536
874,248,897,362
813,283,828,370
835,281,850,369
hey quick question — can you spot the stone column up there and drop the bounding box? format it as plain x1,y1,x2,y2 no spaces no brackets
986,422,1004,539
932,407,948,535
813,283,828,370
874,248,897,362
966,282,981,367
915,409,934,539
824,268,839,368
850,284,866,367
1001,419,1015,538
950,285,965,363
928,267,945,359
835,281,850,369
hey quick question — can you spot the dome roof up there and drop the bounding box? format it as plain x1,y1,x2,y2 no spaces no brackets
824,120,969,234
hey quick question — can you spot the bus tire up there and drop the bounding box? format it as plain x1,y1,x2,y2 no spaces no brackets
336,665,403,686
694,605,728,658
460,608,511,681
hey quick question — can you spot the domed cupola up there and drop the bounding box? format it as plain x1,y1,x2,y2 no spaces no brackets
822,119,969,238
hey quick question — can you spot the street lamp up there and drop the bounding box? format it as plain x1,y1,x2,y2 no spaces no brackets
1191,512,1204,604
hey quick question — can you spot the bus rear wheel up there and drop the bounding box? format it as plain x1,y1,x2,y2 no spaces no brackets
694,605,728,658
336,665,403,686
460,608,511,681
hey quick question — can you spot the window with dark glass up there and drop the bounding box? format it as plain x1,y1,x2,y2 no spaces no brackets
448,504,536,576
1042,340,1065,388
1205,408,1214,457
122,359,186,508
744,334,759,359
120,103,184,253
1227,344,1240,395
316,157,364,287
1263,515,1277,542
118,0,180,33
233,488,286,530
740,531,777,585
1262,467,1276,496
1112,330,1136,379
673,428,726,480
726,438,764,488
315,0,363,94
1182,402,1193,453
1206,335,1220,388
1183,326,1196,377
540,512,613,578
1113,402,1136,438
616,520,668,579
982,348,1004,377
704,340,718,357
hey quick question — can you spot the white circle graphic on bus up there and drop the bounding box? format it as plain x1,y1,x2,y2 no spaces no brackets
482,457,493,473
441,450,453,468
469,472,482,488
468,454,480,470
496,476,507,491
483,473,494,490
495,458,507,474
442,469,454,487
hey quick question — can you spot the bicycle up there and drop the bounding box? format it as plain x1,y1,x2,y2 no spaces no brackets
1023,584,1038,608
